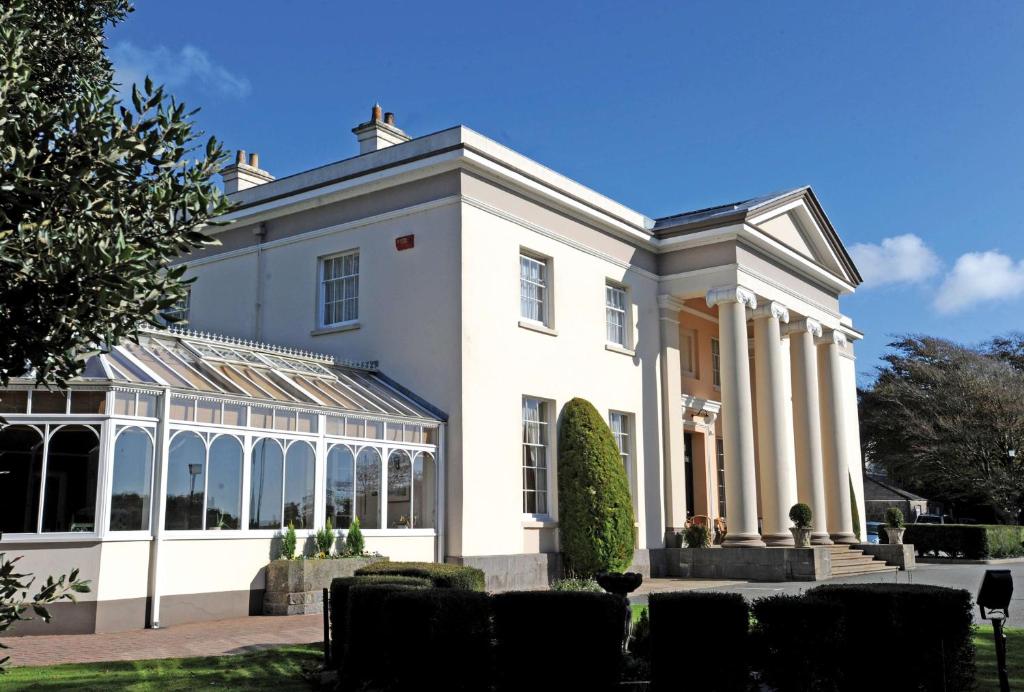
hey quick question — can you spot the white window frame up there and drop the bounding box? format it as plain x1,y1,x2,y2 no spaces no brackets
522,396,552,518
716,437,726,518
711,337,721,389
680,328,697,379
318,250,360,329
519,251,551,326
608,411,635,516
605,282,629,348
162,289,191,326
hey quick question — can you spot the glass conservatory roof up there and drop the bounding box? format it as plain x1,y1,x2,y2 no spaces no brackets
17,328,442,422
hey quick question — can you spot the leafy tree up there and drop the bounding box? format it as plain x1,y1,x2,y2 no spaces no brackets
557,397,635,576
1,554,90,670
859,335,1024,522
0,0,229,386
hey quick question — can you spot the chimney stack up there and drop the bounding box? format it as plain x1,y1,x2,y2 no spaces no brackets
221,150,274,194
352,103,410,154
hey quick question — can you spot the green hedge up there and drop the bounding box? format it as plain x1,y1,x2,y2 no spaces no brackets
650,592,749,691
354,560,486,591
904,524,1024,559
328,575,431,669
492,591,624,692
806,584,975,690
556,398,635,576
751,594,847,691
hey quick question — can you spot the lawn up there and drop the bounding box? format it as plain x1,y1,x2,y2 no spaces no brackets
975,625,1024,690
0,643,322,691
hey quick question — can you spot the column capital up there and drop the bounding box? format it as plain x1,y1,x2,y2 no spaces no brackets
814,329,847,347
782,317,822,338
705,285,757,310
751,301,790,323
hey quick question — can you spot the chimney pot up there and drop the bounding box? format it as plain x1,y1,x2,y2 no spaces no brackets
384,112,395,125
372,103,382,122
236,149,246,164
352,104,410,154
222,148,273,194
249,152,259,168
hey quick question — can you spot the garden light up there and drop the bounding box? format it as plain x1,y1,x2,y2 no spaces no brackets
978,569,1013,692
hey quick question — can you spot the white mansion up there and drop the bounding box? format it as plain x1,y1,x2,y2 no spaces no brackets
0,105,868,632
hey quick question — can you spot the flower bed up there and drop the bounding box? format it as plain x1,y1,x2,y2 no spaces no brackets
263,556,388,615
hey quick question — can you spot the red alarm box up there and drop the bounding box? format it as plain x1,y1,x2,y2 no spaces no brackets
395,234,415,251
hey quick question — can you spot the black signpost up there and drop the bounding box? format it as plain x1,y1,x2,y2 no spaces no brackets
978,569,1013,692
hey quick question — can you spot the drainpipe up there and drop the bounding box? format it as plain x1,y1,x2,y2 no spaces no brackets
436,423,446,565
147,387,172,628
253,222,268,341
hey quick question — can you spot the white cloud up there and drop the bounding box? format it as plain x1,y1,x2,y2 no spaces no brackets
110,42,251,98
849,234,941,288
934,251,1024,314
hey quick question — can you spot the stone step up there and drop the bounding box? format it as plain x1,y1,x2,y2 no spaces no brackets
830,552,879,563
830,563,899,577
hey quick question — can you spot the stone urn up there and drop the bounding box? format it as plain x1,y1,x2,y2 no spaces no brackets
596,572,644,652
790,526,813,548
885,526,906,545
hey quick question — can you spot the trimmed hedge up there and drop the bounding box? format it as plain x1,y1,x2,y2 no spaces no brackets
380,589,493,691
751,594,846,691
492,591,624,692
904,523,1024,559
649,592,749,691
354,560,486,591
328,574,431,668
556,398,635,575
339,583,432,691
806,583,975,691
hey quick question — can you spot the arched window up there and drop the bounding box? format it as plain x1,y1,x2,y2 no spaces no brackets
387,450,412,528
0,426,44,533
43,425,100,532
250,438,284,529
355,448,381,529
110,427,154,531
413,452,436,529
326,446,354,529
166,432,205,530
207,436,242,530
284,442,315,529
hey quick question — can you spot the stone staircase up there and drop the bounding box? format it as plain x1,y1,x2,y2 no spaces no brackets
826,544,899,578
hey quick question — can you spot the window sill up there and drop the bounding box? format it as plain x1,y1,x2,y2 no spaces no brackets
311,322,361,336
605,343,636,357
0,533,100,544
518,320,558,337
522,517,558,529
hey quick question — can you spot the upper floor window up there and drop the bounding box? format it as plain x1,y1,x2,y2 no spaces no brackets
711,337,721,388
161,289,191,326
605,284,627,346
519,253,549,324
680,329,697,379
320,251,359,327
522,397,550,515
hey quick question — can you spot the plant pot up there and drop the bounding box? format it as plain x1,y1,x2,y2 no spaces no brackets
884,527,906,545
790,526,813,548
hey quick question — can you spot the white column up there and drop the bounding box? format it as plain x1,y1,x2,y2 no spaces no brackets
706,285,764,547
784,319,832,545
752,301,798,546
816,329,858,544
658,295,688,543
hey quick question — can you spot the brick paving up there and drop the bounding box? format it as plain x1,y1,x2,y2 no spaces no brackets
1,614,323,668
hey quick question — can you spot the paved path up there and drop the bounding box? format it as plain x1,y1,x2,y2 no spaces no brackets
1,614,323,668
633,561,1024,626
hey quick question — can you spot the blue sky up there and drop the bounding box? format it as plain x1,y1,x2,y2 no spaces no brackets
108,1,1024,383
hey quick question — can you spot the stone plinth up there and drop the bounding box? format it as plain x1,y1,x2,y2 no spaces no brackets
658,546,830,581
856,543,916,570
263,557,386,615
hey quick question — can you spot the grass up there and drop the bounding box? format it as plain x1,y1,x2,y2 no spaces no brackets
975,625,1024,690
0,643,322,691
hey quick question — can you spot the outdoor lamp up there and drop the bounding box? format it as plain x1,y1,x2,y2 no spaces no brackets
978,569,1013,692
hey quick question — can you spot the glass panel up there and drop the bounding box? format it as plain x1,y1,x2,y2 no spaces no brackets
169,397,195,422
413,453,435,529
403,425,420,444
110,427,153,531
386,423,403,442
206,436,242,530
296,412,317,434
250,439,284,529
326,446,354,529
284,442,315,529
251,407,272,429
113,391,135,416
137,393,158,417
355,448,381,529
32,390,67,414
123,343,191,388
274,410,297,432
42,425,100,532
386,451,412,528
165,432,206,530
364,420,384,440
0,391,28,414
423,427,437,445
0,426,44,533
326,416,344,436
196,400,221,425
346,417,364,438
522,398,548,515
222,402,245,427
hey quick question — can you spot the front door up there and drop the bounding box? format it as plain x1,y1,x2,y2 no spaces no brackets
684,432,694,518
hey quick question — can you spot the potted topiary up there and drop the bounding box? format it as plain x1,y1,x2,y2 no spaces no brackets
884,507,906,545
789,503,813,547
683,523,711,549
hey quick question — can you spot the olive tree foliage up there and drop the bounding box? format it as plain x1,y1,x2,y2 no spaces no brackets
859,335,1024,522
0,0,229,386
1,554,90,671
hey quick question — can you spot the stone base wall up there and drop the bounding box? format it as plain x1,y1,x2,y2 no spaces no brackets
263,557,386,615
856,543,916,570
450,549,659,591
652,546,831,582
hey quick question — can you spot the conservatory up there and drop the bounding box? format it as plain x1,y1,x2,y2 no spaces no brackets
0,328,444,634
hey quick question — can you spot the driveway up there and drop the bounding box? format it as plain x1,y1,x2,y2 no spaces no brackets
633,561,1024,626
